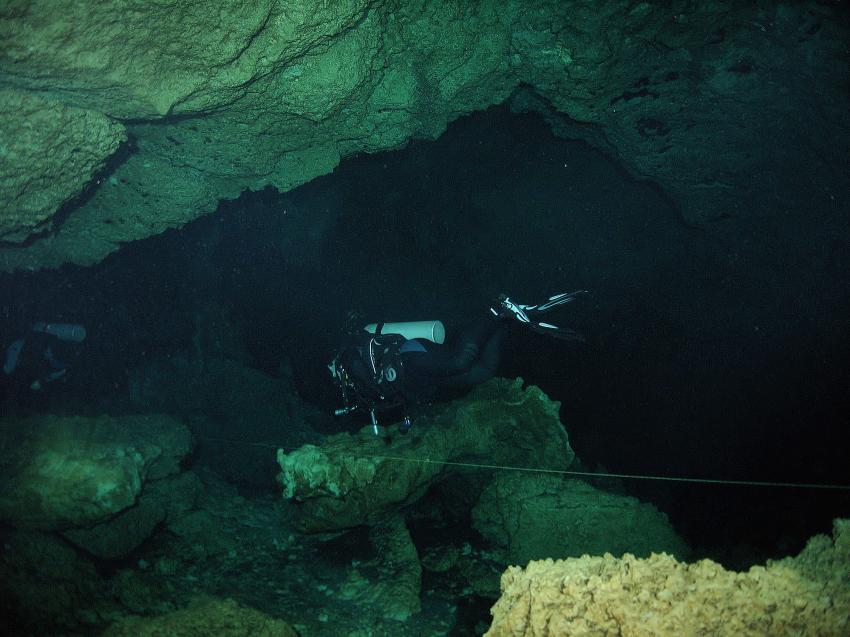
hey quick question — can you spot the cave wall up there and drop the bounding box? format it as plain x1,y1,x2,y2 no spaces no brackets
0,0,847,271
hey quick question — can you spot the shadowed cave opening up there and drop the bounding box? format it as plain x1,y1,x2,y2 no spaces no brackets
1,105,848,568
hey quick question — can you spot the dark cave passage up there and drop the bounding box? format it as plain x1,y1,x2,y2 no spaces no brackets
1,105,848,564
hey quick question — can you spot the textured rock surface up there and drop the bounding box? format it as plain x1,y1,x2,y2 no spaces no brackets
0,89,126,242
366,515,422,621
486,518,850,637
278,377,574,532
473,474,690,567
102,596,298,637
1,1,846,270
0,530,121,631
0,413,192,530
61,471,203,560
129,354,322,487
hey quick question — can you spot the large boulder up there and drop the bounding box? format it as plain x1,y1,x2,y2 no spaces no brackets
278,378,575,533
473,474,690,567
486,518,850,637
0,413,192,531
0,530,120,632
61,471,202,560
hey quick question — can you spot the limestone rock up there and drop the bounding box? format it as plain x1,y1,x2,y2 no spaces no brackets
0,1,372,119
336,516,423,621
277,378,574,532
0,530,119,632
369,516,422,620
473,474,690,567
2,2,845,270
0,89,126,242
165,509,239,560
110,568,175,616
129,354,322,487
102,596,298,637
485,519,850,637
0,413,192,530
62,471,203,560
62,495,166,560
421,544,461,573
457,550,505,600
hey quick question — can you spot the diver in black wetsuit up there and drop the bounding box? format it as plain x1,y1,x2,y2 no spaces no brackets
328,291,586,433
2,322,87,402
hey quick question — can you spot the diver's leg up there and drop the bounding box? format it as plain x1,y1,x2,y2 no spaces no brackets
439,324,506,386
404,319,505,379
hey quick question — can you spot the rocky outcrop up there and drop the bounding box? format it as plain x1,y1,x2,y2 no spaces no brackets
0,412,200,559
1,1,846,270
102,596,298,637
0,412,191,530
0,90,126,243
277,378,575,533
334,515,424,621
473,474,690,567
485,518,850,637
62,471,202,560
0,530,119,631
129,353,323,488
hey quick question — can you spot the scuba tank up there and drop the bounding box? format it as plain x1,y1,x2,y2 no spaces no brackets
32,322,87,342
363,320,445,344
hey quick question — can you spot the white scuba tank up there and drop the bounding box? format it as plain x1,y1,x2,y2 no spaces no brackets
363,320,445,344
32,322,87,342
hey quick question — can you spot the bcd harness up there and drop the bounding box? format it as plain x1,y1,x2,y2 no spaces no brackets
333,322,409,434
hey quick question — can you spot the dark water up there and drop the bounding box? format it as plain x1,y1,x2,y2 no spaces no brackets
1,106,849,631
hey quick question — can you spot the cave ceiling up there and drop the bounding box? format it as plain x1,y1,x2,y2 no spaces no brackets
0,0,846,271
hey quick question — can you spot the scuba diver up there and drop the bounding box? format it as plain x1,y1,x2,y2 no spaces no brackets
328,291,586,434
2,322,87,399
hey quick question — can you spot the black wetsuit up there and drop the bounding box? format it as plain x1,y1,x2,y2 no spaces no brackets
338,318,507,410
403,319,506,388
1,331,71,404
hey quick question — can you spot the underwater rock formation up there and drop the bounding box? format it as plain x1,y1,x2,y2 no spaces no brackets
2,1,846,270
349,515,423,621
0,412,191,530
0,530,121,631
277,377,575,533
0,89,126,243
486,518,850,637
102,596,298,637
0,412,201,559
129,353,323,488
473,473,691,567
62,471,202,560
0,469,307,634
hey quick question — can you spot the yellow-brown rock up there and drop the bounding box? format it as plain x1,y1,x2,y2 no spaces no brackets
102,596,298,637
486,519,850,636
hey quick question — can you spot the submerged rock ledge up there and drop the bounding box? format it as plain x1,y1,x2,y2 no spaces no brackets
486,518,850,637
277,377,575,533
